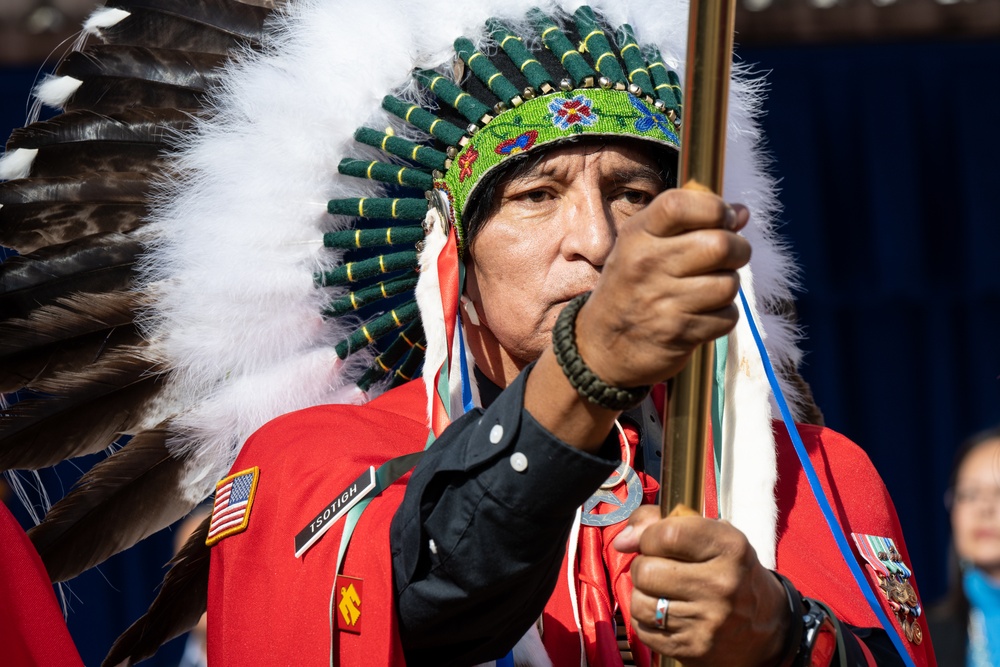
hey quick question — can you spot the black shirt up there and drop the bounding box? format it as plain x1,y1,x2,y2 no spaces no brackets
390,366,619,665
390,365,906,666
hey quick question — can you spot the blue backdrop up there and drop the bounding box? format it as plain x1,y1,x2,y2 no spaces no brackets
741,36,1000,612
2,35,998,665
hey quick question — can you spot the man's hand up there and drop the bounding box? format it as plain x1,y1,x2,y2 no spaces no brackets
578,188,751,388
524,188,751,452
613,506,792,667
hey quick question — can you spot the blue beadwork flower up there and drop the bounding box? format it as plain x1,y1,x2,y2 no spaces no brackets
548,95,598,130
629,94,678,142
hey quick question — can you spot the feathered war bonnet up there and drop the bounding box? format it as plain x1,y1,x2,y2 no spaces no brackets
332,6,688,436
0,0,805,629
311,2,802,566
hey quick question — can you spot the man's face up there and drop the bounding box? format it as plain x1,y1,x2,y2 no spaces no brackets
463,140,665,386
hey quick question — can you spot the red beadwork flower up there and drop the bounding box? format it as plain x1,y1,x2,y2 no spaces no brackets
548,95,598,130
495,130,538,156
458,145,479,182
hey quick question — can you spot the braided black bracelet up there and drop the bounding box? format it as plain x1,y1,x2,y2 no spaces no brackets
552,292,650,411
772,571,806,667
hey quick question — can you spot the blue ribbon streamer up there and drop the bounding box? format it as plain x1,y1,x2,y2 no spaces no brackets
495,651,515,667
738,288,916,667
458,319,475,413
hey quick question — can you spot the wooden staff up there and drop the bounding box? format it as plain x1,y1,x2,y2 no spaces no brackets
656,0,737,665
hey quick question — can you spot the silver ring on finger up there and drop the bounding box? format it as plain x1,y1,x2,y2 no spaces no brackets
654,597,670,630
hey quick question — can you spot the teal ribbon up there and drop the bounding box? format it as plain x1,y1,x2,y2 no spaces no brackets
711,335,728,512
333,451,425,575
328,450,425,664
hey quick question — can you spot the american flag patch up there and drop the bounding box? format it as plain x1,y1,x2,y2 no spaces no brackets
206,467,259,546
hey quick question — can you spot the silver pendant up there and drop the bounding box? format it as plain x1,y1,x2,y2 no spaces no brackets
581,463,643,526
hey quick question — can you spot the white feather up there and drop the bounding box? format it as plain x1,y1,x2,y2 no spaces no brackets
34,76,82,110
83,7,129,34
720,267,779,568
0,148,38,180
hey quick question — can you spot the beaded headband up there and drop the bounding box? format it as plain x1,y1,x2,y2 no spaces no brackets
322,5,684,393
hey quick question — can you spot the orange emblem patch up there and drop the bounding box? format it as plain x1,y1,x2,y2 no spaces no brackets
336,575,364,634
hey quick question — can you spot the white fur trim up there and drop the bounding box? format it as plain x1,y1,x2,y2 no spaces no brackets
0,148,38,180
34,76,82,110
719,266,778,568
415,208,450,422
83,7,130,34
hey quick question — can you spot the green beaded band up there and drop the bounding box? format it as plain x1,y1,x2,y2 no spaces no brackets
552,292,650,411
439,87,680,254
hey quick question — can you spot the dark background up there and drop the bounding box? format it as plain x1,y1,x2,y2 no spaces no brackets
2,10,998,667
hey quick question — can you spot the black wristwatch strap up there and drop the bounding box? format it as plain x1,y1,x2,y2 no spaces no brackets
772,571,806,667
797,597,837,667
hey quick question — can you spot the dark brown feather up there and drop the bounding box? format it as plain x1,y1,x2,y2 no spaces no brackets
0,376,163,470
63,79,207,116
100,5,266,55
0,327,142,394
26,343,158,396
109,0,272,42
25,142,168,179
0,202,148,253
103,516,211,667
0,290,138,356
0,232,142,318
28,428,199,581
7,109,193,151
57,45,225,94
0,345,163,469
0,174,150,204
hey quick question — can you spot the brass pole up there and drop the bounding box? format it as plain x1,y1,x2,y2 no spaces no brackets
656,0,737,666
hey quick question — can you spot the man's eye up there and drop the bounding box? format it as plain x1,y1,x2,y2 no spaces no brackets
519,190,553,203
613,190,652,206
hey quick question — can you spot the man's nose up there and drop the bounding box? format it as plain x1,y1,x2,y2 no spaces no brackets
561,187,616,267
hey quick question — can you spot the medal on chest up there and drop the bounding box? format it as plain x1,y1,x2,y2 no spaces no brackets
852,533,923,644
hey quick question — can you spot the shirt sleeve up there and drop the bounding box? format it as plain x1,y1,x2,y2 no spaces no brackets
390,364,620,666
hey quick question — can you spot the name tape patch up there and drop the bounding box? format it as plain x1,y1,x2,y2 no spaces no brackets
294,466,376,558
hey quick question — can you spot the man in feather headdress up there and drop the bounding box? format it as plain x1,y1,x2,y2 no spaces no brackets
0,0,936,666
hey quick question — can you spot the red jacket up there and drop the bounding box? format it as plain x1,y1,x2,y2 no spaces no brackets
207,379,935,666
